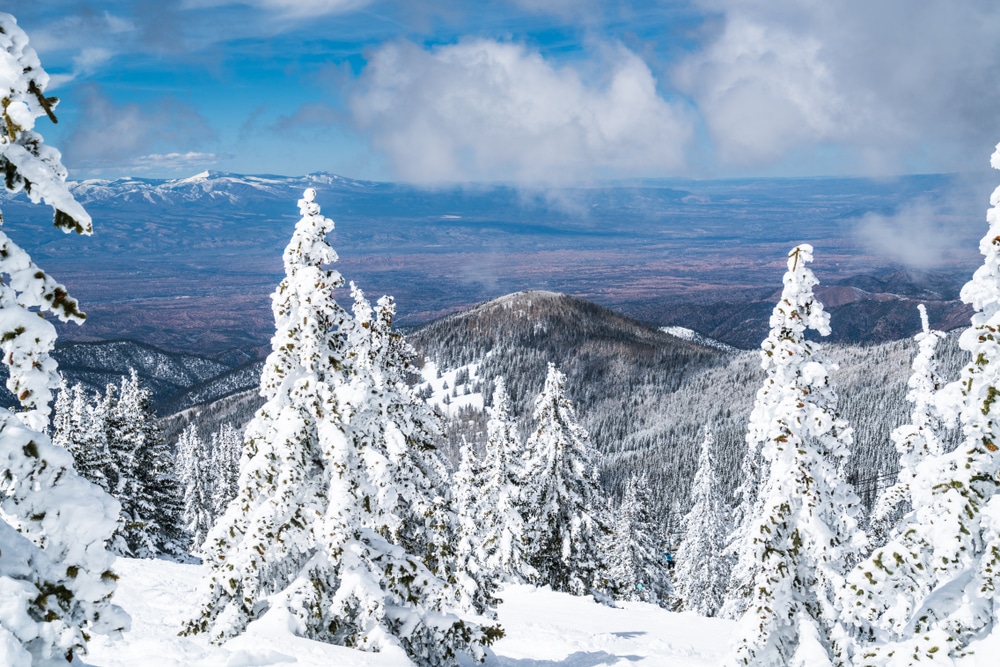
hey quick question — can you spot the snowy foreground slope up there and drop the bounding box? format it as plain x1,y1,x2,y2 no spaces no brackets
83,558,733,667
82,558,1000,666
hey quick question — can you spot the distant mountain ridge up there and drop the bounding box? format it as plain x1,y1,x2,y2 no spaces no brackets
67,171,381,208
659,269,975,349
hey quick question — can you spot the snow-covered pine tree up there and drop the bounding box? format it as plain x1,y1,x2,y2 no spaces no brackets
522,363,608,596
176,423,215,550
726,244,866,667
453,435,497,614
605,491,640,601
208,422,241,519
719,440,762,619
479,377,533,583
352,286,463,579
347,284,499,631
183,188,353,642
673,428,728,617
868,303,945,546
52,381,112,491
51,376,73,441
184,191,498,665
175,422,195,493
607,474,672,606
0,12,127,664
107,370,188,558
842,144,1000,664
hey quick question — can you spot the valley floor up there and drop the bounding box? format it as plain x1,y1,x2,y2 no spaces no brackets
82,558,734,667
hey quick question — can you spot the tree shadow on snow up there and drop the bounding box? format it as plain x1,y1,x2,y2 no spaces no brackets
495,651,643,666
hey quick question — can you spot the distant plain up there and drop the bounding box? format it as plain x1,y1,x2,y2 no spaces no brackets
2,171,987,361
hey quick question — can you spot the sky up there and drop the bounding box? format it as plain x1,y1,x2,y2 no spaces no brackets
14,1,1000,184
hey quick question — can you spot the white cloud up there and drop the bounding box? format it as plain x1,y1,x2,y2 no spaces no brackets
180,0,371,18
28,11,134,54
855,198,973,269
674,19,866,166
63,86,217,171
349,39,693,184
47,47,115,90
130,152,226,173
675,0,1000,174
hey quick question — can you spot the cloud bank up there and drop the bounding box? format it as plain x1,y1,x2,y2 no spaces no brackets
349,39,693,184
675,0,1000,174
63,86,217,174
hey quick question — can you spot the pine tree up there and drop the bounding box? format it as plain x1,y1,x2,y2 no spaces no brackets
479,377,533,583
183,188,353,642
183,191,498,665
52,381,112,491
869,304,945,546
842,145,1000,664
673,428,728,617
726,244,866,667
453,436,497,614
0,12,127,664
176,423,215,550
107,370,188,558
719,440,761,619
522,363,608,596
347,285,499,641
51,375,73,442
209,422,242,519
607,474,672,606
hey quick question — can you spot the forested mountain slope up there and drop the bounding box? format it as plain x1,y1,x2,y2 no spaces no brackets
61,291,970,527
407,291,968,523
0,340,233,412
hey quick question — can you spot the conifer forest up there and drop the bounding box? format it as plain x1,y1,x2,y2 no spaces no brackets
6,6,1000,667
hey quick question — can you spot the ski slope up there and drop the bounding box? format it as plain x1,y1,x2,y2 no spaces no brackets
82,558,733,666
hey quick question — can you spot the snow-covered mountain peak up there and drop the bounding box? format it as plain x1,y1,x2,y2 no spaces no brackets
55,170,377,208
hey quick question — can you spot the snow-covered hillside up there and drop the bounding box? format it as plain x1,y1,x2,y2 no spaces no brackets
82,558,734,667
659,326,737,352
416,360,485,417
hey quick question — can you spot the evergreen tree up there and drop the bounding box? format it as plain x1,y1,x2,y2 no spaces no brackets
348,285,499,632
479,377,533,583
0,12,127,664
184,189,354,642
209,422,242,519
726,244,866,667
522,363,608,596
107,370,188,558
673,429,728,617
842,145,1000,664
51,376,73,442
719,440,761,619
176,423,215,550
607,474,672,606
453,436,496,615
52,381,112,491
869,303,945,546
183,191,498,665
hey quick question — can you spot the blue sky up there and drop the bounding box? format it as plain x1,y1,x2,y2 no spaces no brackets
15,1,1000,183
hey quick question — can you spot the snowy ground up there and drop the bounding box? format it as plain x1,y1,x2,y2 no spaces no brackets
416,360,485,418
82,558,734,667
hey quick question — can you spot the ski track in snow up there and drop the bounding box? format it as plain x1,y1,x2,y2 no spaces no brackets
82,559,733,666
